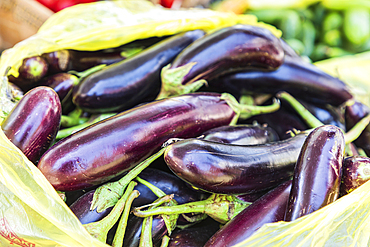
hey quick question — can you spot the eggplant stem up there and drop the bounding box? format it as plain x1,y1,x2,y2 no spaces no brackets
139,216,153,247
112,189,140,247
276,91,324,128
83,181,136,243
69,64,106,80
135,176,166,197
91,147,166,213
160,235,170,247
344,114,370,144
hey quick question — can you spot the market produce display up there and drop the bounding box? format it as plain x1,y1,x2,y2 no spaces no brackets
1,1,370,247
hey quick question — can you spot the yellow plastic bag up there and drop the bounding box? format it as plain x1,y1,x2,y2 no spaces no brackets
0,128,109,247
0,0,280,79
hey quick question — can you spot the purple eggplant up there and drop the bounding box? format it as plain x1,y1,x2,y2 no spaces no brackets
345,100,370,156
158,24,284,98
284,125,345,221
69,189,112,224
340,156,370,196
168,217,220,247
38,73,79,102
164,131,309,194
201,124,279,145
207,55,353,106
42,50,70,73
133,168,206,208
72,30,205,113
1,86,61,163
204,180,292,247
38,92,256,192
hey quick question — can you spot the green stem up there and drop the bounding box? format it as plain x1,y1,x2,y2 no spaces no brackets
83,181,136,243
91,147,166,213
160,235,170,247
140,216,153,247
112,189,140,247
276,91,324,128
221,93,280,125
56,113,115,139
133,194,251,224
69,64,107,80
135,176,166,197
344,114,370,144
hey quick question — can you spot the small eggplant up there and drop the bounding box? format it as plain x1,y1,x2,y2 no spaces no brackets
201,124,279,145
42,50,70,73
133,168,206,208
38,92,277,191
207,55,353,106
158,24,284,98
164,131,309,194
1,86,61,163
340,156,370,196
284,125,345,221
72,30,205,113
345,100,370,156
168,217,220,247
204,180,292,247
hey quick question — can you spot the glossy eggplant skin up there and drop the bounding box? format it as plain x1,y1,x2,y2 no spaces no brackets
38,92,236,191
340,156,370,196
168,217,220,247
204,180,292,247
168,24,284,85
345,100,370,156
69,190,112,224
284,125,345,221
208,55,353,106
38,73,79,102
2,86,61,163
72,30,205,113
164,131,308,194
133,168,206,208
201,124,279,145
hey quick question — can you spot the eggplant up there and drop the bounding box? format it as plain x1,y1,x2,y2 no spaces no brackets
69,189,112,224
158,24,284,98
345,100,370,156
207,55,353,106
72,30,205,113
133,168,206,208
1,86,61,163
38,73,79,102
284,125,345,221
340,156,370,196
38,92,259,192
168,217,220,247
201,124,279,145
164,131,309,194
42,50,70,73
204,180,292,247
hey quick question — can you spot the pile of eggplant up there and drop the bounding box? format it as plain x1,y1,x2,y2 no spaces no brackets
3,23,370,247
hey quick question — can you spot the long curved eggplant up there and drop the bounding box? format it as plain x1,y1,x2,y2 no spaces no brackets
164,131,309,194
207,55,353,106
1,86,61,163
37,92,239,191
284,125,345,221
204,180,292,247
72,30,205,113
158,24,284,98
340,156,370,196
201,124,279,145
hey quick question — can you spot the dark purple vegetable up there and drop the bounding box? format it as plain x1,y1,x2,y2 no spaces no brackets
340,156,370,196
69,190,112,224
42,50,70,73
345,100,370,156
2,86,61,163
38,92,247,192
201,124,279,145
158,24,284,98
284,125,345,221
204,180,292,247
164,131,309,194
39,73,79,102
72,30,205,113
207,55,353,106
168,217,220,247
133,168,206,208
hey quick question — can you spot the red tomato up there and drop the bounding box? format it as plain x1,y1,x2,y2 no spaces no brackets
160,0,175,8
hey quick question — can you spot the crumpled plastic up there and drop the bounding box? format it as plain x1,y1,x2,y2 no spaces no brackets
0,127,109,247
